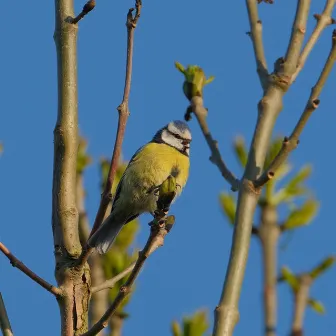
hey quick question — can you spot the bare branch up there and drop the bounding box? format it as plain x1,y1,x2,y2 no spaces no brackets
281,0,311,81
78,0,142,268
189,97,240,191
0,293,13,336
290,275,312,336
246,0,269,89
256,30,336,187
291,0,336,83
0,243,61,297
71,0,96,24
91,262,136,294
258,206,280,336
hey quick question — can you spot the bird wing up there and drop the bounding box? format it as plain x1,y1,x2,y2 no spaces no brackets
111,145,145,218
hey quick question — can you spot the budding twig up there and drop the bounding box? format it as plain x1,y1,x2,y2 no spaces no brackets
291,0,336,83
71,0,96,24
255,30,336,187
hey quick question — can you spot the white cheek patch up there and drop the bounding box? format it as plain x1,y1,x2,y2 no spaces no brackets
167,122,192,141
161,130,184,150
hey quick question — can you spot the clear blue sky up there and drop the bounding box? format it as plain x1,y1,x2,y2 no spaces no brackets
0,1,335,335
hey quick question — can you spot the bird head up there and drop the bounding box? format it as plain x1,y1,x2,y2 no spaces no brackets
153,120,192,156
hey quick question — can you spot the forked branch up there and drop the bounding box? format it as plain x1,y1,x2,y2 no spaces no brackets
256,30,336,187
0,243,61,297
78,0,142,268
291,0,336,83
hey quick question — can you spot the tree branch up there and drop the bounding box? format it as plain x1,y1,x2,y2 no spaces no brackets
213,3,311,335
290,275,312,336
53,0,91,334
256,30,336,187
281,0,311,81
78,0,142,269
246,0,269,90
258,206,280,336
71,0,96,24
291,0,336,83
91,262,136,294
76,170,108,336
0,243,61,297
0,293,13,336
189,97,240,192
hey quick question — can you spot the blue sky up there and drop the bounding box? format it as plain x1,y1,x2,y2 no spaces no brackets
0,1,335,335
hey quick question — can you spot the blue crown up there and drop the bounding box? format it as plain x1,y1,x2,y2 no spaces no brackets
170,120,191,132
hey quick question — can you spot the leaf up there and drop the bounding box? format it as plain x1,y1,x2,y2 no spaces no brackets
205,76,215,85
173,310,208,336
308,298,325,314
219,193,236,225
233,136,247,168
175,61,185,74
284,165,312,197
264,137,283,168
282,199,319,230
171,321,182,336
76,137,92,174
310,256,335,279
280,266,299,292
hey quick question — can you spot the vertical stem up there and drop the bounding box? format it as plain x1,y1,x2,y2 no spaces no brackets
0,293,13,336
76,175,108,336
290,275,312,336
109,315,123,336
259,205,280,336
53,1,90,335
213,86,284,336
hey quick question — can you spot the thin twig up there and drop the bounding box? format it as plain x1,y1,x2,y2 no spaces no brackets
280,0,311,82
91,262,136,294
0,293,13,336
258,206,280,336
291,0,336,83
0,243,61,297
71,0,96,24
256,30,336,187
80,205,173,335
290,275,312,336
77,0,142,269
189,96,240,191
246,0,269,90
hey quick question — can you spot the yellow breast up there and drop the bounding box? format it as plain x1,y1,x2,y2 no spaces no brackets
119,142,190,212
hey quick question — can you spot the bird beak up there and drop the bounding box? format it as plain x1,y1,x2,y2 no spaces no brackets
182,139,191,148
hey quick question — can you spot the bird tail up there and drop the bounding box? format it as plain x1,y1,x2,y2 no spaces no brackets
88,213,125,255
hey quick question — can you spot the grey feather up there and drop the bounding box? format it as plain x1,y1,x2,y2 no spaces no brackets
88,213,125,255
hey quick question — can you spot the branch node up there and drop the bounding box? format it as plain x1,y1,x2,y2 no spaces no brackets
312,99,320,108
313,13,321,21
71,0,96,24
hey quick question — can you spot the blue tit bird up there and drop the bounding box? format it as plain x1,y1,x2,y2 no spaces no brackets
88,120,192,254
